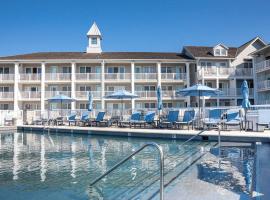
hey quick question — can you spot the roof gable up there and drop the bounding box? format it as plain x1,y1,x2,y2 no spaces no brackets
87,22,102,37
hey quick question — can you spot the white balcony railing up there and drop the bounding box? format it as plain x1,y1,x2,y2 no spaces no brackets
135,91,156,98
161,73,187,81
20,91,41,99
45,73,71,81
45,91,71,98
0,74,14,81
257,80,270,91
105,73,131,81
0,92,14,99
135,73,157,80
75,91,102,99
256,60,270,73
218,67,234,76
75,73,101,81
218,88,254,97
234,68,253,77
19,73,41,81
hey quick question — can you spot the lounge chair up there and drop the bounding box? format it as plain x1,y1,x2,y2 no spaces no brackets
118,112,141,127
223,110,242,130
175,110,195,130
79,111,90,126
131,111,156,128
68,112,78,126
4,113,14,126
90,111,108,127
256,110,270,131
160,110,179,128
203,109,223,130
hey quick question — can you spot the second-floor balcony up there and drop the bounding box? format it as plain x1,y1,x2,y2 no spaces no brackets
0,92,14,99
256,60,270,73
45,91,71,98
45,73,71,81
161,73,187,81
257,80,270,91
19,73,41,81
0,74,14,82
135,73,157,81
234,68,253,77
135,91,156,98
218,88,254,97
105,73,131,81
75,91,102,99
198,67,235,78
20,91,41,99
75,73,101,81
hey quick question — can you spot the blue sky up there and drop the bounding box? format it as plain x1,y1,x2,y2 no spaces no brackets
0,0,269,56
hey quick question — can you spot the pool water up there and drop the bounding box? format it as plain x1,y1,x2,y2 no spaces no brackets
0,132,255,200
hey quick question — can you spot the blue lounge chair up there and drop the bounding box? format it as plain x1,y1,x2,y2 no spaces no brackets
175,110,195,130
118,112,141,127
79,111,90,126
131,111,156,128
203,109,223,129
90,111,107,127
160,110,179,128
224,110,242,130
68,112,77,126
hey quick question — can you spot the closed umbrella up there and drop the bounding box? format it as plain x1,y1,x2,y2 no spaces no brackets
47,94,75,118
88,92,93,111
157,85,163,121
241,80,251,130
176,84,221,122
105,89,139,119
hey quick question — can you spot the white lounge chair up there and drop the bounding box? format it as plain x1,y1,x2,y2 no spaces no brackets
256,110,270,131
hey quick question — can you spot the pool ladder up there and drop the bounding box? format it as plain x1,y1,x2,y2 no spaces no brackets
89,142,164,200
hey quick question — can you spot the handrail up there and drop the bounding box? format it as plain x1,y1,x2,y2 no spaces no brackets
89,142,164,200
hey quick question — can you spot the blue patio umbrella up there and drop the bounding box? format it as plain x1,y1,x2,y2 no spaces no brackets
88,92,93,111
47,94,75,117
157,85,163,121
241,80,251,130
105,89,139,119
176,84,221,120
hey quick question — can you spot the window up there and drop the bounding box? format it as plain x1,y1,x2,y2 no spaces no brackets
63,67,71,73
221,49,226,56
0,104,9,110
26,68,32,74
91,37,97,45
220,62,226,67
215,49,221,56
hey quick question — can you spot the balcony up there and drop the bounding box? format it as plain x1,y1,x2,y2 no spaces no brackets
75,91,102,99
0,92,14,99
218,67,234,76
45,91,71,98
257,80,270,91
105,73,131,81
198,67,235,78
135,73,157,81
19,73,41,81
75,73,101,81
161,73,186,81
0,74,14,82
218,88,254,97
20,91,41,99
45,73,71,81
256,60,270,73
135,91,156,98
234,68,253,77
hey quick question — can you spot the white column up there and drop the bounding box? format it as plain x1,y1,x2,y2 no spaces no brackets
216,78,220,107
157,62,161,86
101,61,105,109
185,63,190,106
14,63,19,112
71,62,76,110
131,62,135,110
252,57,258,104
41,62,46,112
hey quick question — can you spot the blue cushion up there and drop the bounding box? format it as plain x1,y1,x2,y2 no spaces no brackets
68,113,76,121
227,112,239,121
209,109,222,120
167,110,179,123
130,112,141,121
145,112,155,123
183,110,195,122
81,111,90,121
96,112,105,121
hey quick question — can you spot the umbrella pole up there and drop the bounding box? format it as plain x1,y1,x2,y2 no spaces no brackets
121,98,123,121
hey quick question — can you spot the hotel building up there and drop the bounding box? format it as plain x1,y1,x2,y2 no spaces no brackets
0,22,268,115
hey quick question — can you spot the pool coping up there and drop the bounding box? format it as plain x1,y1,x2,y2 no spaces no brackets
17,125,270,143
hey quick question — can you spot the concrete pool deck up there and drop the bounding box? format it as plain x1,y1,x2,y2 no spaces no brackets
17,125,270,142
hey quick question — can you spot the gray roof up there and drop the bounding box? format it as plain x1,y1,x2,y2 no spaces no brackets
184,46,237,58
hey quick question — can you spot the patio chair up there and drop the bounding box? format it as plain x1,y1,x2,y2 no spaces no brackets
203,108,223,130
118,112,141,127
4,113,14,126
90,111,108,127
131,111,156,128
79,111,90,126
160,110,179,128
175,110,195,130
256,110,270,131
68,112,78,126
224,110,242,130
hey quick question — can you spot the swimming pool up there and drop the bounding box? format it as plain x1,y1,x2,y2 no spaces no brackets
0,132,255,200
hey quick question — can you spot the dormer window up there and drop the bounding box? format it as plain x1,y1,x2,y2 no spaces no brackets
213,44,228,56
91,37,97,45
